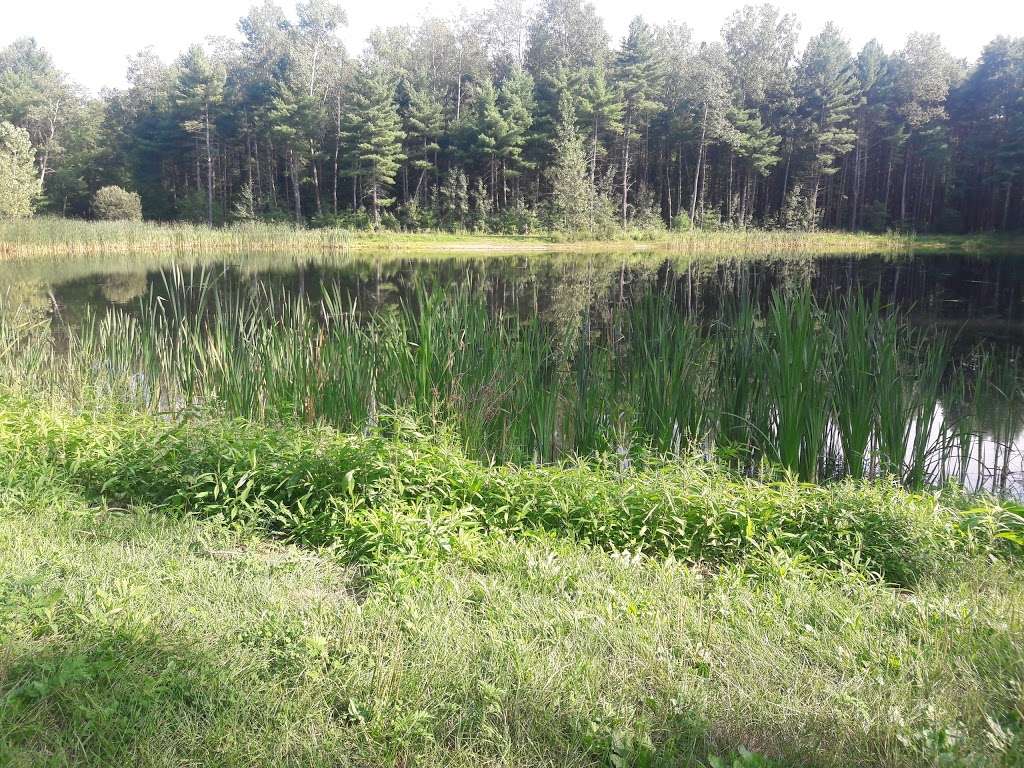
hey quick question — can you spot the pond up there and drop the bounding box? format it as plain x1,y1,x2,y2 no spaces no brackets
3,249,1023,496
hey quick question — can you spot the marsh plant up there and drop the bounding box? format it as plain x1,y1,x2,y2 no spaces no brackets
2,269,1021,492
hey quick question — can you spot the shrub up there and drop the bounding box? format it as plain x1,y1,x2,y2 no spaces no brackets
231,180,257,222
397,199,439,231
176,189,222,225
627,191,666,236
781,184,816,231
860,201,889,233
0,122,40,219
696,209,722,231
92,185,143,221
493,198,539,235
671,211,693,231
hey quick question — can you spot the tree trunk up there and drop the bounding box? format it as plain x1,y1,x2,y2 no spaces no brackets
677,142,685,220
254,138,262,209
810,169,821,231
333,94,341,215
727,150,734,224
689,103,708,224
205,103,214,227
267,136,278,210
1002,181,1013,230
455,48,464,124
309,139,323,216
780,146,792,225
621,111,632,225
290,149,302,226
371,163,380,227
39,97,60,187
850,125,861,230
900,144,911,228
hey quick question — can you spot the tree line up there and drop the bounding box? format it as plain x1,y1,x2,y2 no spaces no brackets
1,0,1022,234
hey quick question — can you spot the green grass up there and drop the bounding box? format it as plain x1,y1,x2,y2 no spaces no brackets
2,216,1021,260
8,393,1016,586
2,450,1022,767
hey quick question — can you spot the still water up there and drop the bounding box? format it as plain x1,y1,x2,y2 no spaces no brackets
3,249,1023,495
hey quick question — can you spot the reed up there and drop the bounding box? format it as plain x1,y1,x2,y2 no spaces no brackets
763,288,830,480
1,270,1019,492
3,216,1020,260
830,293,881,479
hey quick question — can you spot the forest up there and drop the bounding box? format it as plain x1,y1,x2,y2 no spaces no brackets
1,0,1023,235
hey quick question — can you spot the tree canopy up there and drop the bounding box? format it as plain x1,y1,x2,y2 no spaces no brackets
1,3,1021,232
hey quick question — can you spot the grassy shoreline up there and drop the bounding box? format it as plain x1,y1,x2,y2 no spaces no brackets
5,394,1007,583
2,217,1021,259
1,393,1022,767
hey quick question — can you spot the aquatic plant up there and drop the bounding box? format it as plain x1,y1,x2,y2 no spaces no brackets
1,271,1019,492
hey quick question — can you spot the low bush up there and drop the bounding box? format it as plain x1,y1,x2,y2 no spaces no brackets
91,186,143,221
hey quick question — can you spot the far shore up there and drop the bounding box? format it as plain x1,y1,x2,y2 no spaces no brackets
1,217,1021,260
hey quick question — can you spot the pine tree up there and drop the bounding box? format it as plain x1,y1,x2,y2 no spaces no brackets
268,71,321,225
497,69,536,202
728,106,780,226
951,37,1024,230
439,167,469,229
796,23,859,225
472,80,507,204
174,45,226,226
548,94,593,234
850,40,890,229
614,17,664,224
891,33,959,227
403,82,443,202
578,65,623,187
684,42,734,224
342,62,406,226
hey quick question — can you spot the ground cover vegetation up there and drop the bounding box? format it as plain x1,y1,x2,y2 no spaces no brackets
1,276,1023,766
2,4,1024,761
0,384,1022,767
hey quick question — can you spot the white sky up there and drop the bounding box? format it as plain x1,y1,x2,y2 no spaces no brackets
3,0,1022,94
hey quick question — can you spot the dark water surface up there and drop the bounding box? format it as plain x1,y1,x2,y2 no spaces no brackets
4,249,1023,494
5,251,1024,342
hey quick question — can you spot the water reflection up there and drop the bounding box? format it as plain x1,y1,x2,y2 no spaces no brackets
3,249,1022,495
5,250,1023,344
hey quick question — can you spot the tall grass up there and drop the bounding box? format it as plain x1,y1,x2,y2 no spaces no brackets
1,270,1020,492
3,216,1018,260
